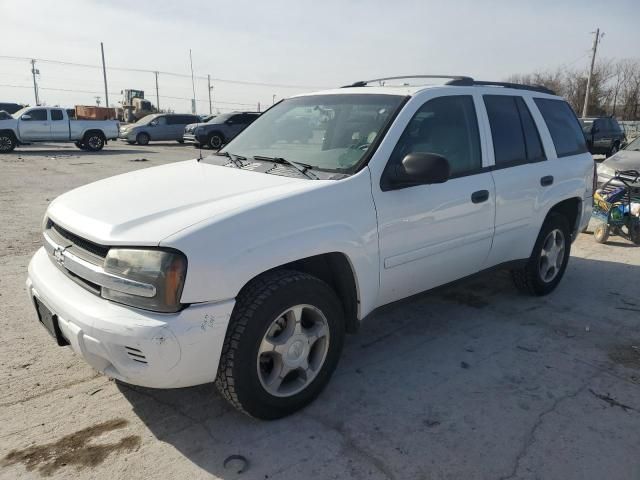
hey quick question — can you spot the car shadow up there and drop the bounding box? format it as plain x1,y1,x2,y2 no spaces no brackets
117,255,640,479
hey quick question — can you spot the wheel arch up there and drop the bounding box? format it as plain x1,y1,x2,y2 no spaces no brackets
0,129,18,140
237,252,361,334
82,128,106,140
544,196,582,238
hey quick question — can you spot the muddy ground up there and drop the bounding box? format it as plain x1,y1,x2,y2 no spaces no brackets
1,142,639,479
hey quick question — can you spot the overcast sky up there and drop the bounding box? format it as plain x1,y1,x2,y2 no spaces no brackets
1,0,639,113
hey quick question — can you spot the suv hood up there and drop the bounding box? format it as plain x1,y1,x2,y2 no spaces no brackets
47,160,309,245
603,149,640,171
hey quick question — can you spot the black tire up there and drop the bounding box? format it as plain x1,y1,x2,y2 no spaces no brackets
176,139,184,144
126,141,136,145
215,270,345,420
83,132,105,152
0,132,17,153
511,213,571,296
136,132,150,146
594,223,609,244
74,141,87,150
208,132,224,149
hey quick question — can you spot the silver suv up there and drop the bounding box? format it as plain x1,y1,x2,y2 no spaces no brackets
119,113,200,145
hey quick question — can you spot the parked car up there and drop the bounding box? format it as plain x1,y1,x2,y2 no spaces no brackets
0,106,119,152
597,135,640,190
183,112,260,149
0,102,24,115
580,116,626,157
27,76,593,419
119,113,200,145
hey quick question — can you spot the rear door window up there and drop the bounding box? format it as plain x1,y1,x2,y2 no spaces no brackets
51,109,64,121
534,98,588,157
515,97,545,162
483,96,526,167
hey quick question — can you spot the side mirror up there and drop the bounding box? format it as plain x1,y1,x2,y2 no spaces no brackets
21,114,32,121
389,153,450,188
149,120,158,127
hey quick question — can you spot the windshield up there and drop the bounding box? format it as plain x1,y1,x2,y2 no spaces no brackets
12,107,30,119
134,114,157,125
624,136,640,151
222,94,405,172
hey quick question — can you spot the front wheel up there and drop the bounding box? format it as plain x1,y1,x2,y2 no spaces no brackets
136,132,150,146
215,270,345,419
511,213,571,296
208,133,224,149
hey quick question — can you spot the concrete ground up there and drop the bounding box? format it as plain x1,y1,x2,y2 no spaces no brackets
1,141,639,480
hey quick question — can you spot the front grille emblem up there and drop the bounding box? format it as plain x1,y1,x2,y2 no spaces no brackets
53,246,66,266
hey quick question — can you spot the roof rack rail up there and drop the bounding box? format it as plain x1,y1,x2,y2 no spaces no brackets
342,75,474,88
454,80,556,95
342,75,556,95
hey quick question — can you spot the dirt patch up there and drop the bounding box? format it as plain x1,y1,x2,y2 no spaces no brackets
2,418,141,476
608,344,640,370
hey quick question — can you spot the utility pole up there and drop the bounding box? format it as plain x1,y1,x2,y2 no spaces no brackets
582,28,603,118
257,102,261,112
272,94,276,105
189,49,197,114
100,42,109,108
207,74,213,114
30,59,40,105
154,71,160,111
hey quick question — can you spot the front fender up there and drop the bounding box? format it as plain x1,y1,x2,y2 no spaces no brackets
162,168,380,318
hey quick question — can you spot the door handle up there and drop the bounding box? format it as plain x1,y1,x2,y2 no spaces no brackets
540,176,554,187
471,190,489,203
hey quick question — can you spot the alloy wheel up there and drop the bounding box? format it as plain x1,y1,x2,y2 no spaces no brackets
257,304,330,398
538,228,565,283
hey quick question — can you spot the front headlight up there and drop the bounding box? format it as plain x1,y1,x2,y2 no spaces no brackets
102,248,187,313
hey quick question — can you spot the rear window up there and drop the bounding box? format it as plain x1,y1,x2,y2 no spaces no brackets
533,98,588,157
51,109,64,121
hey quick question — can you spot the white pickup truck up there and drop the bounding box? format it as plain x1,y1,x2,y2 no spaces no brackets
0,106,119,152
27,75,594,419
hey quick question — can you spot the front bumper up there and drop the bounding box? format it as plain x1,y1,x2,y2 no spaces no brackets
118,131,136,141
27,247,234,388
183,133,206,144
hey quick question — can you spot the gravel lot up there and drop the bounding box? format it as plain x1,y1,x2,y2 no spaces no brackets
1,141,639,480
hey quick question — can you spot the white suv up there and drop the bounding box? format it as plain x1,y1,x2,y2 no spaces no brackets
27,75,594,419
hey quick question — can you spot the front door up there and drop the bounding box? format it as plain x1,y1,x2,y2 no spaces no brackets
18,108,50,141
373,94,495,306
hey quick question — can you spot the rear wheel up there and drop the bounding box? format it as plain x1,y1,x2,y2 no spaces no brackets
215,270,345,419
83,132,105,152
0,132,16,153
511,213,571,296
74,141,87,150
136,132,150,146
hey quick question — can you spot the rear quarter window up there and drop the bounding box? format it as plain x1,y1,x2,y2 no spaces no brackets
533,98,588,157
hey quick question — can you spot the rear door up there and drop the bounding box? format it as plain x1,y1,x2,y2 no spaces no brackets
165,115,187,140
49,109,68,140
18,108,50,140
373,93,496,305
593,119,610,152
480,94,551,266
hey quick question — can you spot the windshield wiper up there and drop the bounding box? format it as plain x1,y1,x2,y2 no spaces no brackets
214,151,246,168
253,155,318,180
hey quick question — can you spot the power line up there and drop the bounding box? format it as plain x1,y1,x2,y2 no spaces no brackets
0,83,257,106
0,54,328,89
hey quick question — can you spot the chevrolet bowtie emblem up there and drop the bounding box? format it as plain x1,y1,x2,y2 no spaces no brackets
53,246,65,266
